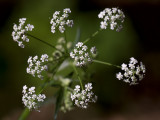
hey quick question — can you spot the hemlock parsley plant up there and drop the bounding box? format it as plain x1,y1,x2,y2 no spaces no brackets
11,8,146,120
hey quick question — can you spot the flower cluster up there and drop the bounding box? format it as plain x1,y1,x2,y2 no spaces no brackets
98,8,125,32
70,42,97,67
12,18,34,48
71,83,97,109
22,85,46,111
50,8,73,33
116,57,146,85
26,54,48,80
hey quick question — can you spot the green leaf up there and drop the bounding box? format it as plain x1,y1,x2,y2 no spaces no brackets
54,87,64,120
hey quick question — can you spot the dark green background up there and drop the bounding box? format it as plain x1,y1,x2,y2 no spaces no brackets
0,0,160,119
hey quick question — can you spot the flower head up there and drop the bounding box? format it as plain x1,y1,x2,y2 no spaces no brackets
98,8,125,32
50,8,73,34
26,54,48,80
116,57,146,85
22,85,46,111
12,18,34,48
70,42,97,67
71,83,97,109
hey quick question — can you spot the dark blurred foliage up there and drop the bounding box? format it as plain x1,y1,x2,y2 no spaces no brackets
0,0,160,119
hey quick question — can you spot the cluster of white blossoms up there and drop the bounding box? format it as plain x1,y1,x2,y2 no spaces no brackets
116,57,146,85
50,8,73,33
71,83,97,109
98,8,125,32
26,54,48,80
12,18,34,48
70,42,97,66
22,85,46,111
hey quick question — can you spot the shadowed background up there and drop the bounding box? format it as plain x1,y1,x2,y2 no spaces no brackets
0,0,160,119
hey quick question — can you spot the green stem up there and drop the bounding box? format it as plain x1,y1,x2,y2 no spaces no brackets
18,108,30,120
93,59,121,68
72,64,84,90
26,33,60,52
83,28,102,44
64,31,68,54
67,87,74,92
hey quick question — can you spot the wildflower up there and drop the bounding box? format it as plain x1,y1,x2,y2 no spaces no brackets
116,57,146,85
98,8,125,32
26,54,48,80
70,42,97,67
116,72,123,80
22,85,46,111
12,18,34,48
50,8,73,34
71,83,97,109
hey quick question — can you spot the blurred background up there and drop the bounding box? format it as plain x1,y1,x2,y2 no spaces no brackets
0,0,160,119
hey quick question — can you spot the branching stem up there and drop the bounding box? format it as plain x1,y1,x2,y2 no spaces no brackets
26,33,61,52
72,64,84,90
83,28,102,44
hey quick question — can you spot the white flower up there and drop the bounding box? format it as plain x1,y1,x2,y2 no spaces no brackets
70,42,97,67
76,42,83,48
70,52,75,58
22,85,27,93
130,57,138,64
29,87,35,94
50,8,73,34
40,54,48,62
26,54,48,80
22,85,46,111
12,18,34,48
74,85,80,92
98,8,125,32
129,63,135,69
71,94,76,101
85,83,93,91
121,63,128,71
90,46,97,55
116,57,146,85
98,11,105,18
116,72,123,80
100,21,107,29
71,83,97,109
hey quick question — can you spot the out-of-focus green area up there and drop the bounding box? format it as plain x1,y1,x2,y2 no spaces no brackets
0,0,160,119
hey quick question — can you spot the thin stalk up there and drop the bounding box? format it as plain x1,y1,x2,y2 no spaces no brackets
93,59,121,68
83,28,102,44
67,87,74,92
64,31,68,54
18,108,30,120
72,64,84,90
26,33,60,52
